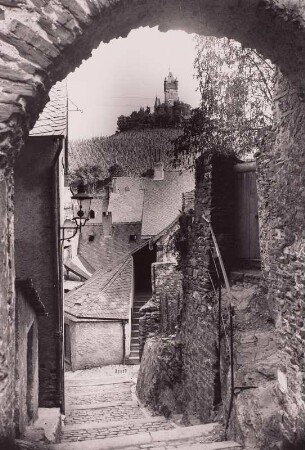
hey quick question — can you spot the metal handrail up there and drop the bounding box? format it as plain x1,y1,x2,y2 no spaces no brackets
202,214,235,439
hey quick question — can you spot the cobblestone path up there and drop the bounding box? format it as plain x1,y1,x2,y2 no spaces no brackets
62,366,174,444
53,365,242,450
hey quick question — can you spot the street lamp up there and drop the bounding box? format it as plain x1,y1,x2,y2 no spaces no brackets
60,182,94,241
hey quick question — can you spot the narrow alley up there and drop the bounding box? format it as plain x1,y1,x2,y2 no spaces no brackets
49,366,241,450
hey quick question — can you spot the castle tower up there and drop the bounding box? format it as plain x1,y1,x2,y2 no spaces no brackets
164,71,179,106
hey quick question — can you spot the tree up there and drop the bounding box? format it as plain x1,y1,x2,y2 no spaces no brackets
116,101,191,132
172,36,275,167
108,163,125,178
70,164,104,192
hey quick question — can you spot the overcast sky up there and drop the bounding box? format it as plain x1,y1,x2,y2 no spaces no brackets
67,27,201,140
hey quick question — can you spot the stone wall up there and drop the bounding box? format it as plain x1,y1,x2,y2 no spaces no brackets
139,262,182,359
71,320,124,370
0,171,15,439
255,74,305,447
0,0,305,440
15,287,39,437
177,154,217,422
137,336,183,417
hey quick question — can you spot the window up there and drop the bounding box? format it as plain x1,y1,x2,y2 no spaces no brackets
129,234,137,242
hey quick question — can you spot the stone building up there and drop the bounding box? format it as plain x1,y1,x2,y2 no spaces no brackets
0,2,304,449
137,153,304,450
64,167,194,368
164,71,179,106
64,255,134,370
15,279,46,437
13,82,67,440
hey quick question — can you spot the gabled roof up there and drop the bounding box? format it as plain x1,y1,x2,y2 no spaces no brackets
141,170,194,237
78,222,142,272
108,177,144,223
30,81,67,137
65,256,133,320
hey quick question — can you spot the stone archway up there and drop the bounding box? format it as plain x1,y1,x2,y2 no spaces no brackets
0,0,304,444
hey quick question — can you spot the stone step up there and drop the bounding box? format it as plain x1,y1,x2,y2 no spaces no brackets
131,332,139,338
133,305,146,311
132,314,141,320
126,356,140,365
50,422,242,450
130,346,139,351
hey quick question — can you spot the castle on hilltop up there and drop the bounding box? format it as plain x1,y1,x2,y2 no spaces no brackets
154,71,179,110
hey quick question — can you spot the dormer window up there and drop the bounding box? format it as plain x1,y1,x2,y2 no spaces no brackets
88,235,94,242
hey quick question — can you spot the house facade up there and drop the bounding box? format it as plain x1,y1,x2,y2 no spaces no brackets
64,164,195,369
13,82,67,438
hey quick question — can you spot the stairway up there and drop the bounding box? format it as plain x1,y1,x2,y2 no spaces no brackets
127,292,151,365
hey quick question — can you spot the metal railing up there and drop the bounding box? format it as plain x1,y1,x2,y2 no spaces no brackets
202,214,235,439
203,214,257,438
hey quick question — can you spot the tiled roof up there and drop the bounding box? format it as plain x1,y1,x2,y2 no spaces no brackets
108,177,144,223
30,81,67,137
65,257,133,320
141,170,195,237
78,222,143,272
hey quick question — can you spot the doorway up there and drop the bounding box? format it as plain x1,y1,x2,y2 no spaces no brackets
234,162,260,268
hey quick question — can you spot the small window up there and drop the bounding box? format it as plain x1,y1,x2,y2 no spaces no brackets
88,235,94,242
129,234,137,242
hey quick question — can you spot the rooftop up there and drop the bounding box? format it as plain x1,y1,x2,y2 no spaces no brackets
141,170,194,237
78,222,143,272
108,177,144,223
65,257,133,320
30,81,67,137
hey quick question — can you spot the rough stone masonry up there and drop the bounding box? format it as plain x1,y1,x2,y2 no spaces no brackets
0,0,304,443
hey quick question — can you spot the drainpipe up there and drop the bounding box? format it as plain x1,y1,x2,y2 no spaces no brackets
53,137,65,414
122,320,126,365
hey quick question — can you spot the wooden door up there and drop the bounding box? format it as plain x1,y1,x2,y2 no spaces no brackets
234,163,260,264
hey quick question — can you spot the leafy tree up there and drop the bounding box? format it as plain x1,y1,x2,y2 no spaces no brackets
116,101,191,132
108,163,125,178
69,164,104,192
172,36,275,167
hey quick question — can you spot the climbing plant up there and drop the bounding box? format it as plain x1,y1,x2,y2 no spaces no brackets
172,36,275,168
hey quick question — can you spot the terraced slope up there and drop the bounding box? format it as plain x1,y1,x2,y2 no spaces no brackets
69,128,182,174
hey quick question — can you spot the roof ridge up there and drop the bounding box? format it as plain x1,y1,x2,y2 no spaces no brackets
101,257,131,292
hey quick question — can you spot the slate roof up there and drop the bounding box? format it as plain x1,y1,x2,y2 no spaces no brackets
141,170,195,237
78,222,143,272
65,257,133,320
108,177,144,223
30,81,67,137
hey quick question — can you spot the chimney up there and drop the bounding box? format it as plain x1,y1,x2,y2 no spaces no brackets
102,212,112,237
153,162,164,181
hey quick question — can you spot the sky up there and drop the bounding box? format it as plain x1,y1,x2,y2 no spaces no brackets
67,27,201,140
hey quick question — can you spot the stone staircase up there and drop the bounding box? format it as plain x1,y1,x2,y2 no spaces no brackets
127,292,151,365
